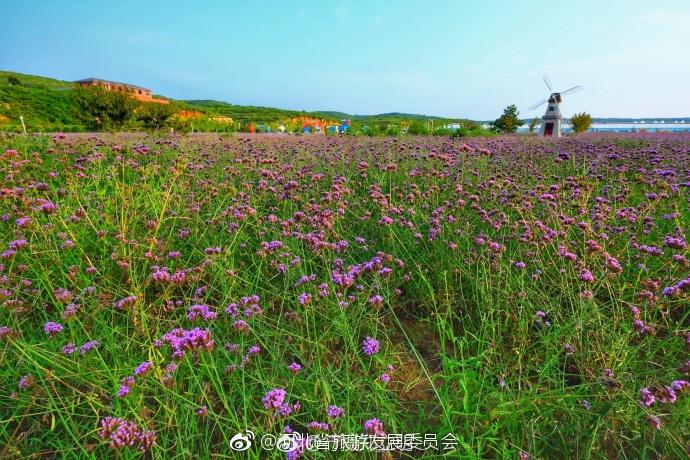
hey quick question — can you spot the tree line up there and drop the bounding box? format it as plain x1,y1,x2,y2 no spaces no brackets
493,104,592,134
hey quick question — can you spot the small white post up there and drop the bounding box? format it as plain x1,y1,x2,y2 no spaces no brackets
19,115,27,134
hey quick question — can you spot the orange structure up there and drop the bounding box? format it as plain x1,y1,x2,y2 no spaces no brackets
74,78,169,104
177,110,203,119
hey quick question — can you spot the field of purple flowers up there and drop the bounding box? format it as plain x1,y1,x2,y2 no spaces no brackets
1,132,690,458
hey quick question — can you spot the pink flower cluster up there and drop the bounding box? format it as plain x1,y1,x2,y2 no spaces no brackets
155,327,215,359
98,417,156,452
261,388,301,417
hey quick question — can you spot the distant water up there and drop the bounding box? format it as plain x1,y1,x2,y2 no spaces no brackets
516,122,690,133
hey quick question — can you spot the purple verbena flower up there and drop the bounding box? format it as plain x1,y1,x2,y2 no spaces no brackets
134,361,154,376
362,337,380,356
44,321,63,339
287,362,302,374
363,418,385,436
327,405,344,418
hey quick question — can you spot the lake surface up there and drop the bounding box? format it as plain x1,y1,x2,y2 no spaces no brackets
516,122,690,133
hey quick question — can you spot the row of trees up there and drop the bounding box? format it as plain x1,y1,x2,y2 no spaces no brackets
493,104,593,134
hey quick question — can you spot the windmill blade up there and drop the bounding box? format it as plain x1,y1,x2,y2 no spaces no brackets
543,74,554,92
560,85,583,96
529,97,549,111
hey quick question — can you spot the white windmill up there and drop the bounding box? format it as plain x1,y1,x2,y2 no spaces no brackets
529,74,582,138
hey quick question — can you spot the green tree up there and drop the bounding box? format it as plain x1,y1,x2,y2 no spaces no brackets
7,75,22,86
366,124,382,136
493,104,521,133
570,112,592,134
528,117,539,133
73,85,137,130
137,102,175,130
386,124,401,136
407,122,429,135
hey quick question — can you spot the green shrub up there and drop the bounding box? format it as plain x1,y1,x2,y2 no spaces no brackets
493,104,520,133
73,85,137,130
136,102,176,130
570,112,592,133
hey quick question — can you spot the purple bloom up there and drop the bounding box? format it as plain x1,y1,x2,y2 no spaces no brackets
662,277,690,297
327,405,344,418
62,342,76,355
307,421,329,431
298,292,312,305
232,320,249,333
80,340,101,355
262,240,283,251
156,327,214,359
225,303,239,316
363,418,385,436
286,437,306,460
39,200,58,214
187,304,217,321
579,269,595,283
287,362,302,374
8,239,27,250
246,345,261,355
115,295,137,310
18,374,33,390
224,343,240,353
61,303,80,319
261,388,300,417
44,321,63,339
16,217,31,228
671,380,690,392
262,388,287,410
639,387,655,407
0,326,17,340
362,337,380,356
99,417,156,451
118,376,135,398
134,361,154,376
664,235,687,249
368,295,384,308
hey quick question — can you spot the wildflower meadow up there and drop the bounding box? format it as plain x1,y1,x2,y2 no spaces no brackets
1,133,689,458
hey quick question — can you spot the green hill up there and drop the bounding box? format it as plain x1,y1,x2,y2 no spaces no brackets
0,71,82,131
182,99,317,124
0,70,474,133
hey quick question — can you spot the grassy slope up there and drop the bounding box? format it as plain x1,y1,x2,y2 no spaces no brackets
0,71,81,131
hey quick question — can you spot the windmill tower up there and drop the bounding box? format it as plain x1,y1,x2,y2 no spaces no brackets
529,74,582,138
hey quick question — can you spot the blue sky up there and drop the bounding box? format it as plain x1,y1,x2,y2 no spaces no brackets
1,0,689,119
